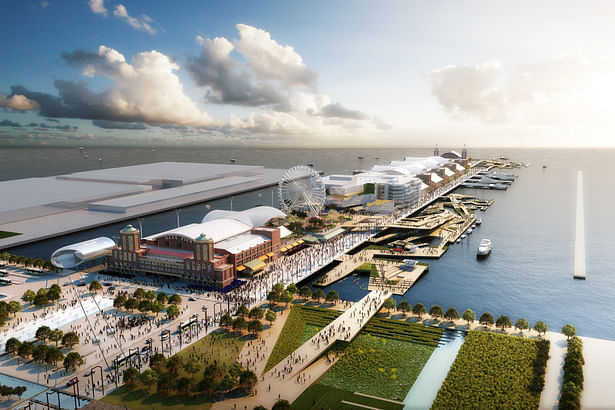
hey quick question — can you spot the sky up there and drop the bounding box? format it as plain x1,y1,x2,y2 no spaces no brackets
2,0,615,148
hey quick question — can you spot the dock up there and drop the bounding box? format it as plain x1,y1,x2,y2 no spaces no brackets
368,263,429,295
574,170,586,279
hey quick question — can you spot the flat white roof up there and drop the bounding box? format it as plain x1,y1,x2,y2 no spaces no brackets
216,233,269,254
143,218,252,243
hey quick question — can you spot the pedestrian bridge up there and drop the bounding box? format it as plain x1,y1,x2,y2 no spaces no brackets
267,290,391,379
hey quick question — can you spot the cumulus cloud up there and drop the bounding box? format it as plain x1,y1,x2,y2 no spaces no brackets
187,36,290,109
89,0,107,17
432,51,612,124
10,45,212,126
0,93,39,110
113,4,155,34
315,102,369,120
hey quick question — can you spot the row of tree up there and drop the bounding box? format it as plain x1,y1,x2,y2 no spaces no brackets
5,338,83,371
559,328,584,410
0,252,56,271
267,282,339,306
0,384,27,400
113,290,181,318
123,354,257,397
22,284,62,308
381,298,549,335
0,300,21,326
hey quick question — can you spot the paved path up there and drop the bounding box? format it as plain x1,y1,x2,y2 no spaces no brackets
539,331,567,409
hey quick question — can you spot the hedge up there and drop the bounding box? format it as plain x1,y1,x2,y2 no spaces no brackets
559,336,584,410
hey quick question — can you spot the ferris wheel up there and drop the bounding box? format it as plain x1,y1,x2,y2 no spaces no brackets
278,165,326,216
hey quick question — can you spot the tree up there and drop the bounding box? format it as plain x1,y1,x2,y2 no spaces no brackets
144,290,157,301
113,295,127,309
5,337,21,355
239,369,257,391
123,367,140,386
479,312,494,327
176,376,193,394
233,317,247,333
63,352,84,371
445,307,460,321
138,299,152,313
429,305,444,319
151,301,164,316
46,288,61,304
13,386,26,399
124,298,139,311
325,290,339,303
33,293,49,308
218,374,237,392
534,321,548,337
515,318,529,334
273,282,285,295
166,355,183,375
236,305,249,317
562,324,577,340
62,331,79,348
166,304,180,319
267,290,280,306
18,341,34,360
7,301,21,317
382,297,396,313
32,344,48,364
157,372,174,395
220,313,233,330
133,288,146,299
149,353,167,373
35,326,51,343
140,368,159,391
495,315,512,330
313,288,325,302
412,302,426,317
156,291,168,304
280,291,293,307
285,283,298,295
184,357,201,380
462,309,475,325
398,300,411,316
265,310,277,325
169,294,182,305
89,280,102,294
247,307,262,321
272,399,291,410
299,285,312,299
22,290,35,303
248,320,264,336
45,347,64,367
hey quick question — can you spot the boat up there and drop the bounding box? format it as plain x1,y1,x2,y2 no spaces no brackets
471,224,476,229
476,218,482,225
461,234,467,239
230,151,237,163
358,155,365,159
307,162,314,167
456,239,461,243
542,165,547,169
477,239,492,257
467,228,473,234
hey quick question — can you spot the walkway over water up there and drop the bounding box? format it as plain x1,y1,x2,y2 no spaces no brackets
268,290,391,379
574,170,586,279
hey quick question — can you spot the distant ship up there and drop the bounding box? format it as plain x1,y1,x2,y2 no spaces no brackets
542,165,547,169
477,239,492,258
230,152,236,163
307,162,314,167
358,155,365,159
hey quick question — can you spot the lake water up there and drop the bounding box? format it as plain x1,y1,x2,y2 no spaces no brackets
2,147,615,340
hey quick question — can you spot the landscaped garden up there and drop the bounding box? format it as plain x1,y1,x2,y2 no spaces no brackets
431,330,550,409
292,384,403,410
102,329,250,410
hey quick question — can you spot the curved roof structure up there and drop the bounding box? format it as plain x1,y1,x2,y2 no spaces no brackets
51,237,116,269
145,218,252,244
441,151,462,159
201,206,286,228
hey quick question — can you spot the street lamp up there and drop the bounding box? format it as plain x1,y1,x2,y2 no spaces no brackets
90,365,104,397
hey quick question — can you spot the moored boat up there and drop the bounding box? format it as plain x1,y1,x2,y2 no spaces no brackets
477,239,492,257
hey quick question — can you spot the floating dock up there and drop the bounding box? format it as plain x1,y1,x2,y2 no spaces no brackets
573,170,586,279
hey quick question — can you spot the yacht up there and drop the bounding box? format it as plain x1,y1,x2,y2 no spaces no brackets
467,228,473,234
542,165,548,169
477,239,492,257
476,218,482,225
307,162,314,167
461,234,467,239
230,151,237,163
358,155,365,159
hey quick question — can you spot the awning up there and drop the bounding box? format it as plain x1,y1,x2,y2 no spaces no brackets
236,265,246,272
266,252,274,257
245,259,266,271
280,247,288,252
258,255,268,261
297,240,304,244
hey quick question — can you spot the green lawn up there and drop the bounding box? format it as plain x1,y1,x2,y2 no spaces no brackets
0,231,20,239
432,331,548,409
318,333,436,401
292,384,403,410
102,330,245,410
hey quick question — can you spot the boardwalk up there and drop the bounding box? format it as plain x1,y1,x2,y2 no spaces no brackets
573,170,586,279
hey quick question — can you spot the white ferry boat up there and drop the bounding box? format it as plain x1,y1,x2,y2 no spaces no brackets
477,239,492,257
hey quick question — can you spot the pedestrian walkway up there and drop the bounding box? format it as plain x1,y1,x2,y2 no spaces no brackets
539,331,567,410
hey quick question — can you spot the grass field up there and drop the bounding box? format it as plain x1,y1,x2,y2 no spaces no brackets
102,330,245,410
0,231,20,239
292,384,404,410
319,333,436,401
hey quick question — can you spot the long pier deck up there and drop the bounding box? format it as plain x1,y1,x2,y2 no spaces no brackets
574,170,586,279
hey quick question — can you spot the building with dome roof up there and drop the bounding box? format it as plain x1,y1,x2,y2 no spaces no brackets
106,206,285,288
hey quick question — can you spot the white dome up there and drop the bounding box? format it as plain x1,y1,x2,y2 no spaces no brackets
51,237,116,269
202,206,286,228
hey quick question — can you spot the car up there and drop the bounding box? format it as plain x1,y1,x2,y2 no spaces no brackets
63,281,71,286
392,248,405,252
84,370,91,377
108,286,115,291
76,282,86,287
66,377,79,387
103,282,113,286
188,297,196,301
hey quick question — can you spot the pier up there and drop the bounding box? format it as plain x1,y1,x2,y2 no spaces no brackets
574,170,586,279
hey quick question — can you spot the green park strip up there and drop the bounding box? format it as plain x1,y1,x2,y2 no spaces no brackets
318,333,436,401
362,317,443,346
102,330,246,410
432,331,549,409
0,231,20,239
292,384,404,410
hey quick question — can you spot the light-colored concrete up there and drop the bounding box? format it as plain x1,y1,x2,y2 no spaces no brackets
573,170,586,279
539,331,567,410
581,335,615,408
